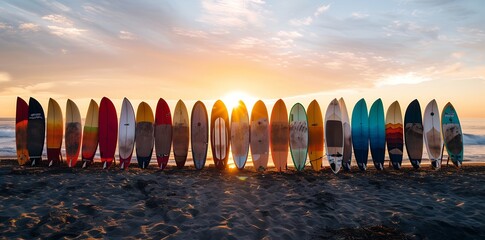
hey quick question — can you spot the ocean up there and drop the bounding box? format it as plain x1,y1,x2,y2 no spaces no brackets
1,117,484,164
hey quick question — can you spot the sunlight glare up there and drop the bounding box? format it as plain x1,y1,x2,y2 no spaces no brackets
222,91,256,111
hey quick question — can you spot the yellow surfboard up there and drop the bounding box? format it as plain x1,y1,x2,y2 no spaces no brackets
307,100,324,171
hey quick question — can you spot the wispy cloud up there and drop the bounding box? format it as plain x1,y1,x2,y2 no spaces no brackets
376,72,431,87
172,27,209,39
42,14,73,26
119,30,136,40
47,25,86,37
19,23,40,32
315,4,331,16
0,72,11,83
199,0,266,27
289,16,312,26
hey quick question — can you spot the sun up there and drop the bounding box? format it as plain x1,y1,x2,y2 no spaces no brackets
222,91,256,111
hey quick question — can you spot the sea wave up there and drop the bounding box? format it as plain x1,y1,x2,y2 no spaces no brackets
0,128,14,138
463,134,485,145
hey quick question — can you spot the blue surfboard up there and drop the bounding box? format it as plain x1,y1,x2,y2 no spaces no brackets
369,99,385,170
441,102,463,167
351,99,369,171
404,99,423,169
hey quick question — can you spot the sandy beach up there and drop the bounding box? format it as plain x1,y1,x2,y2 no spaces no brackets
0,159,484,239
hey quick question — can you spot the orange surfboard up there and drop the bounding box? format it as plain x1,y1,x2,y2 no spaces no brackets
270,99,289,172
47,98,63,167
307,100,323,171
81,99,99,168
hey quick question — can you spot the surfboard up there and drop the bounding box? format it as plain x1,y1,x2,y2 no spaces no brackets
47,98,63,167
65,99,82,167
173,100,189,169
99,97,118,169
351,98,369,171
441,102,463,167
211,100,230,170
231,100,250,170
424,99,443,169
191,101,208,170
307,100,323,172
16,97,29,166
250,100,269,171
136,102,154,169
119,98,136,169
289,103,308,172
385,101,404,170
81,99,99,168
339,98,352,171
155,98,172,170
27,97,45,167
270,99,289,172
369,99,385,170
404,99,423,169
325,99,344,173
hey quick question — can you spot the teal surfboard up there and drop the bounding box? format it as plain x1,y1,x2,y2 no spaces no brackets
369,99,385,170
351,99,369,171
289,103,308,171
441,102,463,167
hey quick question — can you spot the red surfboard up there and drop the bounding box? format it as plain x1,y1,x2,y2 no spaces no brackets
99,97,118,169
16,97,30,166
154,98,172,169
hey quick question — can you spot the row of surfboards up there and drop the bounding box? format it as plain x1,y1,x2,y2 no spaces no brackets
15,97,463,172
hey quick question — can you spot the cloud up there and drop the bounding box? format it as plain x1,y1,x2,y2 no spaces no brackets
385,20,440,39
119,30,135,40
0,72,11,82
47,26,86,36
232,37,265,49
172,27,209,39
351,12,369,19
277,31,303,39
376,72,431,87
289,16,313,26
42,14,73,26
0,22,13,30
19,23,40,32
199,0,266,27
314,4,331,16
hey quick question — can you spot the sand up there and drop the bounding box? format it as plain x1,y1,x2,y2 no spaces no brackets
0,159,484,239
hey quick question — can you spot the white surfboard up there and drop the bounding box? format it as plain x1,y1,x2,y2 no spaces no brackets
119,97,136,169
423,99,443,169
325,99,344,174
339,98,352,171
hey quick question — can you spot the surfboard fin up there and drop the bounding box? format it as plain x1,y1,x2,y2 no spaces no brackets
31,159,36,167
142,162,145,169
49,160,53,167
69,160,72,168
82,161,87,169
103,161,107,169
121,162,125,170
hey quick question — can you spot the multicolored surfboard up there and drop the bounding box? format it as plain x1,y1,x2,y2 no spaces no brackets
385,101,404,170
325,99,343,173
289,103,308,171
351,99,369,171
231,100,250,170
47,98,63,167
270,99,289,172
81,99,99,168
369,99,385,170
307,100,323,172
119,98,135,169
211,100,230,170
191,101,208,170
424,99,442,169
173,100,189,169
65,99,82,167
155,98,172,170
136,101,154,169
339,98,352,171
27,97,45,167
404,99,423,169
441,102,463,167
16,97,29,166
250,100,269,171
99,97,118,169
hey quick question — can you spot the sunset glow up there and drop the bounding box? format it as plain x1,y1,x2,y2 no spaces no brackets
0,1,484,118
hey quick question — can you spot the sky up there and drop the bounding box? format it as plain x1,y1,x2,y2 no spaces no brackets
1,0,484,118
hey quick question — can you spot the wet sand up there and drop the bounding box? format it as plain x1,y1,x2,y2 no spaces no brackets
0,159,484,239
